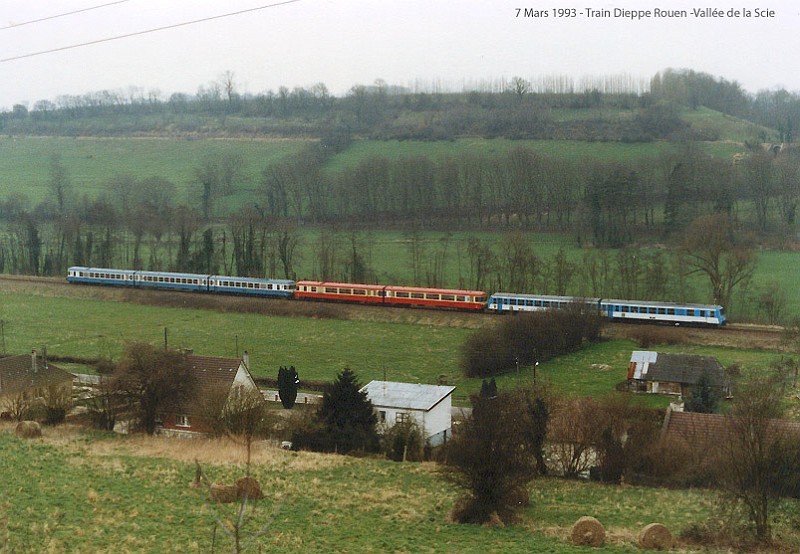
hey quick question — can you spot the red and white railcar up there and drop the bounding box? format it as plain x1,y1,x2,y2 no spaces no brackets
383,285,487,311
294,281,387,304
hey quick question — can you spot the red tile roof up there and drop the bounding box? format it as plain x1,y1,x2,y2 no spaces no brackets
179,355,248,415
663,409,800,445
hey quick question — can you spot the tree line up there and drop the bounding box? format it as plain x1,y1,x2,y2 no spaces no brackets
3,69,799,143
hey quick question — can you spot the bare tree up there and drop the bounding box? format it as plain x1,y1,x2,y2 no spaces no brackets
717,374,798,543
114,343,196,435
682,213,757,309
218,387,273,473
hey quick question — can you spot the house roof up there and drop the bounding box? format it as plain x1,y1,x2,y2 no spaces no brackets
360,381,455,412
179,355,250,415
662,409,800,445
630,351,729,388
0,353,74,395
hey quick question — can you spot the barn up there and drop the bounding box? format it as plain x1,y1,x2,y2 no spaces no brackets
627,351,731,398
360,381,456,446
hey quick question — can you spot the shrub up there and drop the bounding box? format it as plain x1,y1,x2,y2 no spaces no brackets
382,419,424,462
442,388,547,524
293,368,379,454
461,308,602,378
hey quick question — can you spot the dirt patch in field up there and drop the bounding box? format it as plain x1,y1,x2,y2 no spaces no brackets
606,322,788,352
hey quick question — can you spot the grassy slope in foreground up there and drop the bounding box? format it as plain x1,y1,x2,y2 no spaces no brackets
5,426,797,553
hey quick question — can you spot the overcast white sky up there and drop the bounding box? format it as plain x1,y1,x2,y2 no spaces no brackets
1,0,799,110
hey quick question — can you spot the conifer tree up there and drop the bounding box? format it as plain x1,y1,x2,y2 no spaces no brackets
317,368,378,453
277,366,299,409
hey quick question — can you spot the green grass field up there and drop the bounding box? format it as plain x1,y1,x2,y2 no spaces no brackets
3,426,796,553
0,136,307,206
0,288,787,406
1,123,744,212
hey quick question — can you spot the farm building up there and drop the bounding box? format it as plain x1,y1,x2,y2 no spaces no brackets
662,408,800,447
0,349,74,418
159,352,260,436
627,351,731,398
360,380,456,446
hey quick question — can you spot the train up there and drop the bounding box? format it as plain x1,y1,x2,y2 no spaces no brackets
66,266,727,326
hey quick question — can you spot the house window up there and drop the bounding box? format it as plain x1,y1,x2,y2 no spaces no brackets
396,412,410,423
176,414,190,427
379,410,386,423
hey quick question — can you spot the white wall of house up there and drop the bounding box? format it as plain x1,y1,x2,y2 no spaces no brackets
232,364,257,390
374,394,452,446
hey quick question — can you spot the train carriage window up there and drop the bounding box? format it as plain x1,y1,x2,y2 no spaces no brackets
425,293,439,300
622,306,629,312
353,289,366,295
396,291,409,298
267,284,273,290
325,287,337,293
667,308,675,315
658,308,666,314
411,293,425,299
339,288,352,295
442,294,455,301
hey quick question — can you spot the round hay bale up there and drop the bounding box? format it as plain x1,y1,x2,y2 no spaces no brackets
235,476,264,500
15,421,42,439
210,483,238,504
638,523,673,550
571,516,605,547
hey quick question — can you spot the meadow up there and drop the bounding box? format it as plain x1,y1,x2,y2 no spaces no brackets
0,287,788,405
0,136,307,206
3,425,798,553
0,129,743,210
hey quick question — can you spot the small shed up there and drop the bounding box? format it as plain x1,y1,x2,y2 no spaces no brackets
360,381,455,446
627,351,731,398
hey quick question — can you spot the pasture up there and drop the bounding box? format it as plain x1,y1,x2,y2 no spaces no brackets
0,136,307,206
0,287,787,405
0,131,742,210
3,426,798,553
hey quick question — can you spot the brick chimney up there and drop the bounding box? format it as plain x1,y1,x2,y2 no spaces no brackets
242,350,250,369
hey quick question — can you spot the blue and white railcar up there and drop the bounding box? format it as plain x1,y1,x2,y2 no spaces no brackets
209,276,295,298
488,292,599,313
134,271,210,292
599,299,726,326
67,266,136,286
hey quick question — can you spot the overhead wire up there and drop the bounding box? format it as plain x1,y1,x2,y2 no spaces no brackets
1,1,131,31
0,0,301,63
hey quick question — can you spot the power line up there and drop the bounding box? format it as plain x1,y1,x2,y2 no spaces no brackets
1,1,131,31
0,0,301,63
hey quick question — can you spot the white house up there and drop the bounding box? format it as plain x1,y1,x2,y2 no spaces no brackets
360,381,456,446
